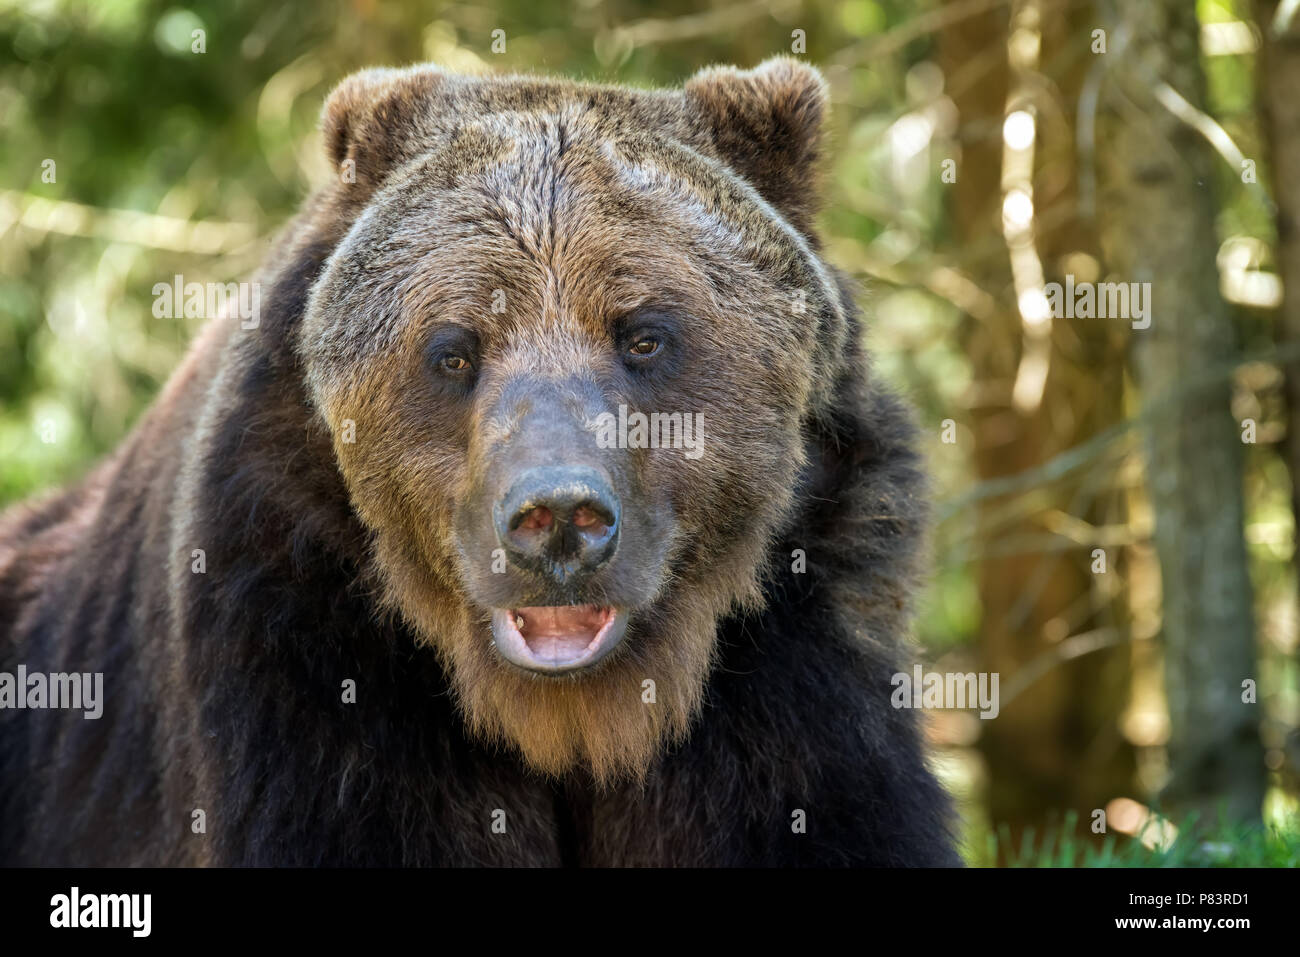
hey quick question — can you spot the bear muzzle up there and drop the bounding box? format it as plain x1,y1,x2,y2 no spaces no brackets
486,465,628,673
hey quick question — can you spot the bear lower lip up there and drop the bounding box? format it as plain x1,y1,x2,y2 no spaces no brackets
490,605,626,674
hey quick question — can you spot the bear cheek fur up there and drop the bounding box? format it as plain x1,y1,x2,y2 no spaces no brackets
300,259,470,656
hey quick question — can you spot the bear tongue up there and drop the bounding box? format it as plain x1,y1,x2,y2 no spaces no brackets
515,604,610,658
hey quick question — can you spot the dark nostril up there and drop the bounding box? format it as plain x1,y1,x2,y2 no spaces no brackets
494,466,620,575
513,505,553,533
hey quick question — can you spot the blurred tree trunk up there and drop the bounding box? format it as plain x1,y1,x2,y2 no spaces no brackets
942,0,1134,859
1254,3,1300,574
1097,0,1264,824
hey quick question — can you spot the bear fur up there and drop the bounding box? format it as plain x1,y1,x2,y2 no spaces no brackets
0,59,957,866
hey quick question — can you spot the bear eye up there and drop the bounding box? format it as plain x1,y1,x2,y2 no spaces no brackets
628,337,661,358
426,325,480,391
615,310,679,375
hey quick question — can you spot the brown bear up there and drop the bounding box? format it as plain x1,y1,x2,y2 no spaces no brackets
0,58,957,866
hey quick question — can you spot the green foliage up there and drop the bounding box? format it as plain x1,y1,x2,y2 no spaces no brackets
984,810,1300,868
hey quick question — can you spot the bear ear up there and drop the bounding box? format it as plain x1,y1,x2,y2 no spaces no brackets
320,65,446,187
683,57,829,233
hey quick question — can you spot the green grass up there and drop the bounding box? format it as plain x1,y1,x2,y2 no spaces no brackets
988,811,1300,867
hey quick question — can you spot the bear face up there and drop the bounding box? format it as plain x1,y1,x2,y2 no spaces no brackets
296,59,852,784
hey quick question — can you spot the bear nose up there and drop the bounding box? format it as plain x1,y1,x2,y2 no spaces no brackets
494,466,620,579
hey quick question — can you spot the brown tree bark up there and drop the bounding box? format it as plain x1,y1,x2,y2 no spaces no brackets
1097,0,1264,824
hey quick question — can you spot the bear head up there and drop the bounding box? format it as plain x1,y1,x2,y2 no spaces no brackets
296,58,852,784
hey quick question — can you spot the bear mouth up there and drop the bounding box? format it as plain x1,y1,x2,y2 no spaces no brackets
490,605,628,675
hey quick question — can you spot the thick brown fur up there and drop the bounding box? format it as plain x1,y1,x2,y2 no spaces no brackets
0,59,957,865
